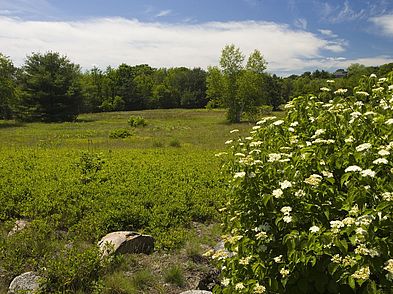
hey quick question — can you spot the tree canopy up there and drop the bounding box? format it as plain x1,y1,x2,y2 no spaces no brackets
207,44,268,122
0,53,18,119
0,49,392,123
17,52,83,122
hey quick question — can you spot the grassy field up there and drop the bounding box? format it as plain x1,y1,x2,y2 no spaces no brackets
0,109,258,150
0,109,281,293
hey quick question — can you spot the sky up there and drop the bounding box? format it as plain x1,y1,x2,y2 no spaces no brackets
1,0,393,75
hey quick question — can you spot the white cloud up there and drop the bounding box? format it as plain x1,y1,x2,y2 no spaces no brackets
278,55,393,75
370,14,393,36
294,18,307,30
318,29,338,38
318,0,365,23
155,10,172,18
0,16,378,75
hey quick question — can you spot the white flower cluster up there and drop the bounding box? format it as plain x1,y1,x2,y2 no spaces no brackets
330,220,344,234
356,143,372,152
304,174,322,186
381,192,393,201
239,256,252,265
351,266,370,280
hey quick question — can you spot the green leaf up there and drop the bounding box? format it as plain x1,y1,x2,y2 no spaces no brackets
262,194,273,207
348,277,356,290
334,239,348,253
365,281,377,294
340,173,351,186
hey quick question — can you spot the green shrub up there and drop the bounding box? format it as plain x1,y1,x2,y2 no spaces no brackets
102,272,137,294
130,269,157,291
127,116,147,127
213,74,393,293
77,151,106,183
109,129,132,139
41,245,108,293
0,220,58,278
169,138,181,147
152,140,164,148
164,265,185,287
244,105,273,122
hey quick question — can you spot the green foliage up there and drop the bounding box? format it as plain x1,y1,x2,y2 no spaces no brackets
0,220,58,278
17,51,82,122
77,151,106,183
109,128,132,139
169,138,181,147
127,115,147,127
164,265,185,287
243,105,273,122
42,245,106,293
129,270,158,291
214,74,393,293
0,109,235,290
101,272,137,294
0,53,18,119
207,45,268,123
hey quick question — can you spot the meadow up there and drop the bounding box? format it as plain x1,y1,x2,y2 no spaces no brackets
0,109,275,293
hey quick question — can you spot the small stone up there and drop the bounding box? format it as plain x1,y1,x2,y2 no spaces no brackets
8,272,40,294
98,231,154,256
8,220,29,236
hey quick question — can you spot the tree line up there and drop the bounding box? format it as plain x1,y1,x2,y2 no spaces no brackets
1,48,392,122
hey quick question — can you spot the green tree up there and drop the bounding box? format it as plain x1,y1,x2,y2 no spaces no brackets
0,53,18,119
207,45,267,122
80,67,106,112
18,52,82,122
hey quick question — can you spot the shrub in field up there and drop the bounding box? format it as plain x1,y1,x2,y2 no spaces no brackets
164,264,186,287
0,220,58,278
169,138,181,147
214,74,393,293
41,245,107,293
127,115,147,127
77,151,106,183
109,128,132,139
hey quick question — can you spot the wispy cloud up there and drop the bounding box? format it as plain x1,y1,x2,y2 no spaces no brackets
317,0,365,23
155,10,172,18
0,0,54,18
316,0,392,24
318,29,338,38
0,16,385,75
370,14,393,37
294,18,307,30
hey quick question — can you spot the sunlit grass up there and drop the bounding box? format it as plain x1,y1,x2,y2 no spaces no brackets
0,109,284,150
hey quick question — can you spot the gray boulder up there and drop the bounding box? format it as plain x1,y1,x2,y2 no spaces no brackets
8,272,40,294
98,231,154,256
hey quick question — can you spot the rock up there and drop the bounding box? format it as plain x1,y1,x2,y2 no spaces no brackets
180,291,212,294
8,220,29,236
98,231,154,256
8,272,40,294
197,268,220,291
213,241,234,258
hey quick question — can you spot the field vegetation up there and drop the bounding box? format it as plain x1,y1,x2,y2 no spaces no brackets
0,108,264,293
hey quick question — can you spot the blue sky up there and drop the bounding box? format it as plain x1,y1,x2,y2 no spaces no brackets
1,0,393,75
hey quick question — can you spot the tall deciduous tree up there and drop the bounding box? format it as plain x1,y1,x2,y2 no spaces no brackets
18,52,82,122
207,45,267,122
0,53,18,119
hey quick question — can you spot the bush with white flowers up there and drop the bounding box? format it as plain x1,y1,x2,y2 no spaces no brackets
213,74,393,293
